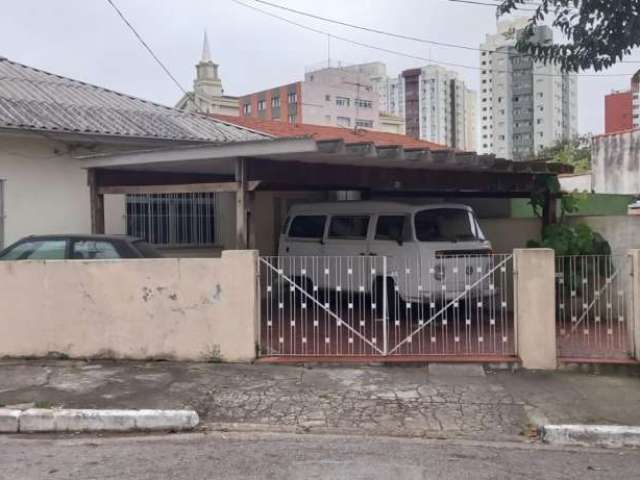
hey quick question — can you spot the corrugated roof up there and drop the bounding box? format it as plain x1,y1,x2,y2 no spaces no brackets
211,114,448,150
0,57,268,143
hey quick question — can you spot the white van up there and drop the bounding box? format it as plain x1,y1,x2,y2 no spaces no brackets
277,201,493,302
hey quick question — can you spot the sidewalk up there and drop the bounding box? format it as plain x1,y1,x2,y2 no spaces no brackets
0,360,638,440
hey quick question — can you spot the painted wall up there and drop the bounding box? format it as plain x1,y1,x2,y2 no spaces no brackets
569,215,640,256
593,130,640,194
0,251,258,361
0,135,91,247
480,218,541,253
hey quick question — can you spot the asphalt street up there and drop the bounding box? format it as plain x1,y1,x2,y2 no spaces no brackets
1,431,638,480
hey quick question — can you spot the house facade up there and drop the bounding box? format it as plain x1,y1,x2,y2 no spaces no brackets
0,56,265,250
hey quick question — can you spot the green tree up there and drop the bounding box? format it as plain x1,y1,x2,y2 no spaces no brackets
538,135,591,174
498,1,640,72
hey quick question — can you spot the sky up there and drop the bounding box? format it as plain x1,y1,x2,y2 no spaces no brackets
2,0,639,136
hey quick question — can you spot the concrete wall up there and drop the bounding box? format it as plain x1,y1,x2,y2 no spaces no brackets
592,130,640,194
0,135,91,247
0,251,258,362
480,217,541,253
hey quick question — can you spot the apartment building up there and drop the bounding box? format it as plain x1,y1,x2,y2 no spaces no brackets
604,71,640,134
238,63,398,131
393,65,476,151
479,18,578,160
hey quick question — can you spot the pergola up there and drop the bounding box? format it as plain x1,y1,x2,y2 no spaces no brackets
82,137,569,249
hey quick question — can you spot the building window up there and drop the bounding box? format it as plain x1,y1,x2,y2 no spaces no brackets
126,193,216,247
257,99,266,112
337,116,351,127
325,94,331,101
242,103,251,115
271,96,280,108
355,119,373,128
354,99,373,109
288,91,298,104
336,96,351,107
288,113,297,123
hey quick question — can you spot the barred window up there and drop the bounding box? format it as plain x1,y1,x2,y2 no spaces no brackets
126,193,216,247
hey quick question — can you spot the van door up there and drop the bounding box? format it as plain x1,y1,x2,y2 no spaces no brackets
280,215,327,257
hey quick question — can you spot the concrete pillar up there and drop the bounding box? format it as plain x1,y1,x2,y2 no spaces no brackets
514,249,557,369
628,250,640,360
221,249,260,359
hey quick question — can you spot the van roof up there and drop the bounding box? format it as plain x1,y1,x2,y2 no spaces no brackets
287,201,473,215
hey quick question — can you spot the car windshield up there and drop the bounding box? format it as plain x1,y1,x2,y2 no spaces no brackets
414,208,479,242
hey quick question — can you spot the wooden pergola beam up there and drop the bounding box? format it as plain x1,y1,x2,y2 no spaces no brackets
98,182,241,195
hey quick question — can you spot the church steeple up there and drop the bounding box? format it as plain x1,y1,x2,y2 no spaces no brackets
194,30,223,99
201,30,212,64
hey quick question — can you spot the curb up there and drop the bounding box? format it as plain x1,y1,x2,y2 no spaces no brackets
0,408,199,433
541,424,640,448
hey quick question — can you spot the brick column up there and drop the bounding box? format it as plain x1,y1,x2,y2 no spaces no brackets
514,249,557,369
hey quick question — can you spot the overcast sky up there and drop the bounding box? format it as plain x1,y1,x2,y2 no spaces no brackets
2,0,639,136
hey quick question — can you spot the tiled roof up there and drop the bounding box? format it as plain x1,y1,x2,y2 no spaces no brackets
211,114,448,150
0,57,268,143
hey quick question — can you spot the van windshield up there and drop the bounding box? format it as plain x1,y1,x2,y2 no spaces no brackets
414,208,480,242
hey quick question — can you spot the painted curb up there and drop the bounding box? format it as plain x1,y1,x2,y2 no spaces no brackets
1,409,199,433
0,409,21,433
542,424,640,448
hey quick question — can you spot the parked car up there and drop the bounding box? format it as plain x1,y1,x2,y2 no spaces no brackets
277,201,493,301
0,235,162,261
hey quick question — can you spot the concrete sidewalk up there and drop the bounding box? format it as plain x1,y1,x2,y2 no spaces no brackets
0,360,638,441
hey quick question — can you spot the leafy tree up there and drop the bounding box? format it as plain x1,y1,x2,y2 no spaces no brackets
498,1,640,71
538,134,591,174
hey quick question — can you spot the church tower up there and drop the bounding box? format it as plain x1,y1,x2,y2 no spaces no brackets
194,31,224,99
175,31,239,115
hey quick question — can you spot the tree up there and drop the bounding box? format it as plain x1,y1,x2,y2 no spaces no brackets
498,1,640,72
537,134,591,174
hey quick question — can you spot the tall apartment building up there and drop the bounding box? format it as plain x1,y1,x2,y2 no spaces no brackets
390,65,476,151
479,18,578,160
604,71,640,134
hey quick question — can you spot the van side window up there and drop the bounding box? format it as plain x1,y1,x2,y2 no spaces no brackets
288,216,326,239
375,216,406,241
328,216,370,240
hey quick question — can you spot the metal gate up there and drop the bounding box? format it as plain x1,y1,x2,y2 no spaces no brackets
258,254,515,359
555,255,633,360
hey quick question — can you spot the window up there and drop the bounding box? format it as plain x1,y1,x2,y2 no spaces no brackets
414,209,478,242
242,103,251,115
72,241,121,260
355,119,373,128
325,94,331,101
257,99,266,111
375,216,406,242
288,216,326,239
126,193,216,246
271,96,280,108
0,239,67,260
337,116,351,127
354,99,372,109
288,113,297,124
287,92,298,104
329,216,370,240
336,96,351,107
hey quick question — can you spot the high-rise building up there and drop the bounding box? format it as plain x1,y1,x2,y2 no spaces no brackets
393,65,476,151
175,32,239,115
479,19,578,160
604,72,640,134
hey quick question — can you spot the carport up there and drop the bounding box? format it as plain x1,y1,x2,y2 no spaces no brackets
82,135,568,252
